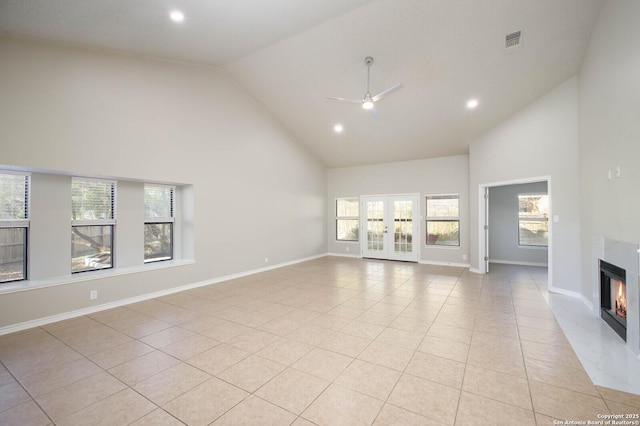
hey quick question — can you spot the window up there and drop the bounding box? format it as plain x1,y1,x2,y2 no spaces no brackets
426,194,460,246
144,184,174,262
336,198,359,241
71,178,116,273
0,173,30,283
518,194,548,246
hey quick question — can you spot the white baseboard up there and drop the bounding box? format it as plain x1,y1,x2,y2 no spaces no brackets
418,260,471,268
490,259,548,267
0,253,327,336
548,285,595,312
548,285,582,299
327,252,361,258
580,294,595,312
469,267,483,274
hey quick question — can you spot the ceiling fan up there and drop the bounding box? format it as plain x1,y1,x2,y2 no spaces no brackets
327,56,402,111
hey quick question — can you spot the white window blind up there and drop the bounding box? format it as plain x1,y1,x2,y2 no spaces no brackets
0,172,30,282
0,173,30,221
144,184,175,221
71,178,116,223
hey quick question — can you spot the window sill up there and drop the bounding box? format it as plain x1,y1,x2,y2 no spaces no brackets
0,259,195,295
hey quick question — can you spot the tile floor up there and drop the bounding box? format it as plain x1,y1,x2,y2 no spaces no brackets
1,257,639,425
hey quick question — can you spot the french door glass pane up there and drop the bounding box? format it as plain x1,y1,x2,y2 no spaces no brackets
72,225,113,273
367,201,384,251
0,228,26,282
145,223,173,262
394,200,413,253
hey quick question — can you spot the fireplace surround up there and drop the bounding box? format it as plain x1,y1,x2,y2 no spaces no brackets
600,259,627,341
592,237,639,356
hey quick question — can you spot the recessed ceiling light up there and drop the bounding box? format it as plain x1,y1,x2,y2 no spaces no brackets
334,124,344,133
466,98,479,109
169,10,185,23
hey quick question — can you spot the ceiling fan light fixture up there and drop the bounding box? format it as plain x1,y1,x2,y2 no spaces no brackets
362,100,375,110
327,56,401,113
169,10,185,23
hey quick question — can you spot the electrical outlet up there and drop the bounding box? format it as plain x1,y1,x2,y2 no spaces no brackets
462,254,468,260
264,257,269,264
90,290,98,300
346,246,350,252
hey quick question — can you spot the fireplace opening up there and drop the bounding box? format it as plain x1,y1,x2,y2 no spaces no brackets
612,278,627,320
599,259,627,341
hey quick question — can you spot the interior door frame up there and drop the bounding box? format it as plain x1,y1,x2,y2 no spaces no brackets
477,176,552,287
484,186,490,273
360,193,420,262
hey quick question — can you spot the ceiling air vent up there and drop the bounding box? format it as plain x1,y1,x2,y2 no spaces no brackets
505,31,521,49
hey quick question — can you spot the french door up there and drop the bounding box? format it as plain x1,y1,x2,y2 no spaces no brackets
360,194,419,262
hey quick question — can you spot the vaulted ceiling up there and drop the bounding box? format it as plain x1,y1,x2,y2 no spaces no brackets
0,0,601,167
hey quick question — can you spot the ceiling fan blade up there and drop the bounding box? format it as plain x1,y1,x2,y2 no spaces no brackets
326,97,362,104
371,83,402,102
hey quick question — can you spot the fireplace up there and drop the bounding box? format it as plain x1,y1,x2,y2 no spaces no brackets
599,259,627,341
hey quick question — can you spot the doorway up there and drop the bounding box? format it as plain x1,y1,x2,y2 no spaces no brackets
360,194,419,262
479,177,551,283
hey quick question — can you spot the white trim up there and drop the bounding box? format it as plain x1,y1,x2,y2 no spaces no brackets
0,169,31,177
469,267,483,274
548,285,584,301
425,192,460,198
0,253,327,336
72,176,117,185
0,259,196,295
490,259,548,267
0,219,29,228
72,220,116,226
327,252,361,258
481,175,551,188
419,260,470,268
423,245,461,250
580,294,595,312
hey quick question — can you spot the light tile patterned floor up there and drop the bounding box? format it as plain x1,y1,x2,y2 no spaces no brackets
0,257,639,425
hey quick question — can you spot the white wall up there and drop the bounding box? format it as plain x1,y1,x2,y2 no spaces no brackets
327,155,469,266
578,0,640,305
469,77,581,293
488,182,548,266
0,37,327,329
